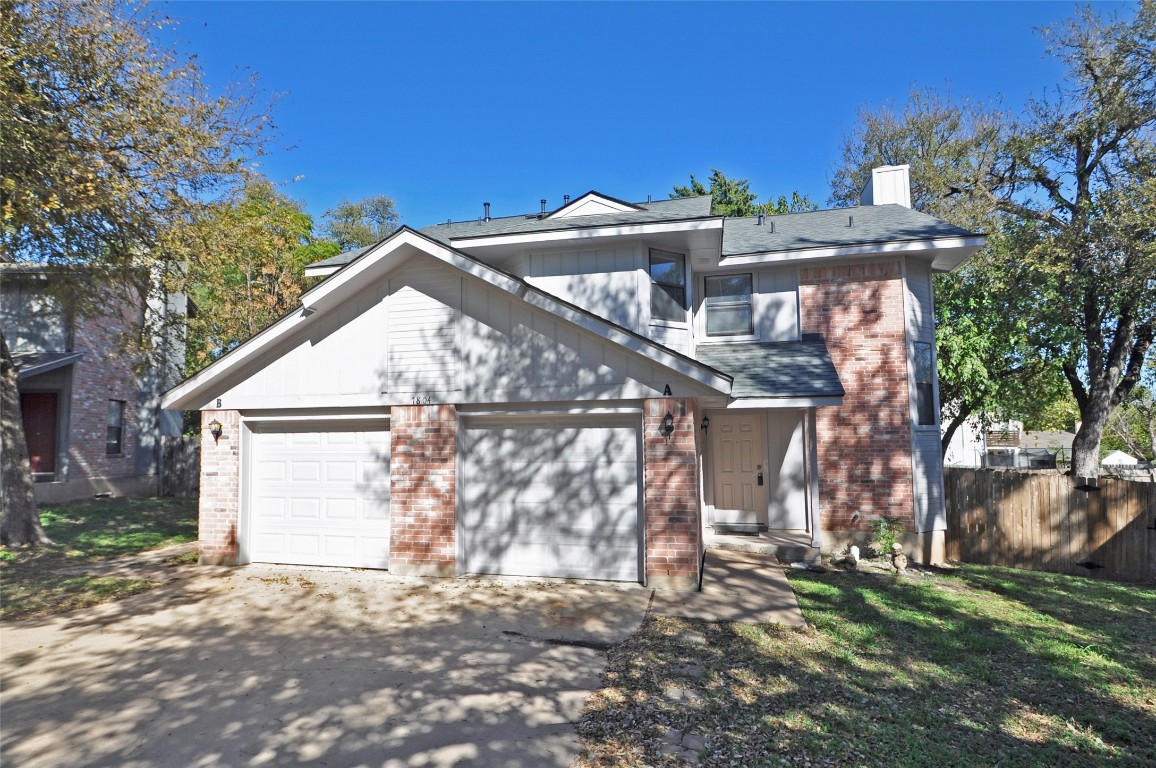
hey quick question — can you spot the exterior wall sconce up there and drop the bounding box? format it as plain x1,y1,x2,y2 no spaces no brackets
660,412,675,438
208,418,223,443
700,416,710,431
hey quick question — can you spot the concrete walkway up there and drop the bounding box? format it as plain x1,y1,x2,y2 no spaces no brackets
650,549,808,626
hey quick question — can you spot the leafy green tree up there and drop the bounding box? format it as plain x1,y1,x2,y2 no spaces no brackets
672,169,817,218
833,2,1155,477
323,195,400,251
184,179,338,371
1103,385,1155,462
761,192,820,215
0,0,270,545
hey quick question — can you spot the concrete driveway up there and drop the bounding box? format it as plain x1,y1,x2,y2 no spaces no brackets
0,566,652,768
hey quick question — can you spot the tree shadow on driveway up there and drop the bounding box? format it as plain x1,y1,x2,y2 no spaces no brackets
1,566,651,768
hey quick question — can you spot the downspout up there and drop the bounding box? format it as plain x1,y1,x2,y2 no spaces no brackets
807,409,821,549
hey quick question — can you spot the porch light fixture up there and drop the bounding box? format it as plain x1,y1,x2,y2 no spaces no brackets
700,416,710,431
208,418,223,443
660,412,675,438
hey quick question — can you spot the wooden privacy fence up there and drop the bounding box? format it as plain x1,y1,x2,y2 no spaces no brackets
946,468,1156,584
160,436,200,497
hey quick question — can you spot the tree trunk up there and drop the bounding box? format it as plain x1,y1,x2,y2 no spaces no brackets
0,331,54,547
1070,385,1114,481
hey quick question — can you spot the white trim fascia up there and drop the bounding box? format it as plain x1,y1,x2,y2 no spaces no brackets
460,406,644,418
162,227,732,410
303,265,342,278
727,396,844,409
161,305,315,410
301,230,524,312
239,412,391,424
720,235,986,269
519,288,731,393
451,218,724,249
547,192,642,218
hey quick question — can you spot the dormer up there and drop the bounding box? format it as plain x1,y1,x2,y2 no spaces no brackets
545,191,645,219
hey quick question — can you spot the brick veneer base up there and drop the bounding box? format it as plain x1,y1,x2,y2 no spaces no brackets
389,405,457,577
800,262,915,532
644,398,701,590
198,410,240,565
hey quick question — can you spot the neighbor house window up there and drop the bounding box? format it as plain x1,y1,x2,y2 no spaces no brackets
915,342,936,425
107,400,125,455
704,274,754,336
649,249,687,322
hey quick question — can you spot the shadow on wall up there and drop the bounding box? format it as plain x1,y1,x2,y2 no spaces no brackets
365,259,662,580
803,269,915,538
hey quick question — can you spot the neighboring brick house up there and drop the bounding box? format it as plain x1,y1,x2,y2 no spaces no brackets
1,266,186,502
163,165,984,588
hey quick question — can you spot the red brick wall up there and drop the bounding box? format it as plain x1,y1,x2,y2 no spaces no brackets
800,262,915,532
198,410,240,565
66,301,142,480
389,404,457,577
644,397,701,589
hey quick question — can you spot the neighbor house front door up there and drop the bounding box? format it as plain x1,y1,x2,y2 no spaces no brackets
21,392,58,478
710,412,766,531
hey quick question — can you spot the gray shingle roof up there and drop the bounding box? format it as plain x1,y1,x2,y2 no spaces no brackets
419,194,714,243
722,205,975,257
694,335,844,400
306,196,714,271
13,351,85,380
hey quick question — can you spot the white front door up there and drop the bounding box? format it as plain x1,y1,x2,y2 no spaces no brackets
710,412,767,529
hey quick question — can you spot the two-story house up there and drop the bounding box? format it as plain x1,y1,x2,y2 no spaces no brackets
1,265,186,502
162,165,984,589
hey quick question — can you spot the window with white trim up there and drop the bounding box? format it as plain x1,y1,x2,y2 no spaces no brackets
915,342,936,426
106,400,125,455
649,249,687,322
704,273,754,336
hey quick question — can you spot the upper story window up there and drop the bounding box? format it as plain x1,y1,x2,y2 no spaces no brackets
649,249,687,322
107,400,125,455
704,274,754,336
915,342,936,426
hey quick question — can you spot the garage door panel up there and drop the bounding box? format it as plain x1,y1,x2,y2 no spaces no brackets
248,422,390,569
460,417,641,582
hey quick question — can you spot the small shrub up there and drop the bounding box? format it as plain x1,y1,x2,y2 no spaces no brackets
869,516,904,557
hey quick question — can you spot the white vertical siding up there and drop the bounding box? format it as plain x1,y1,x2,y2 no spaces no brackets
765,410,807,529
905,260,934,343
524,245,644,333
914,435,946,531
905,259,946,532
754,268,800,342
387,261,461,395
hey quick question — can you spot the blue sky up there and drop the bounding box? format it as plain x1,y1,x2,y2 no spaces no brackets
159,1,1133,229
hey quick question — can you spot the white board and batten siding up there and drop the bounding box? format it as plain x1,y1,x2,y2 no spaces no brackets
246,420,391,569
904,259,946,533
211,252,718,411
755,268,800,342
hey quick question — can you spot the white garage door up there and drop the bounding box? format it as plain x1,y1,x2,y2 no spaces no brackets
459,416,641,582
248,421,391,569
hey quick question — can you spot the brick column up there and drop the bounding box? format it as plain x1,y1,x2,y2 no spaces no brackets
389,405,457,577
198,410,240,565
644,398,701,590
800,262,914,534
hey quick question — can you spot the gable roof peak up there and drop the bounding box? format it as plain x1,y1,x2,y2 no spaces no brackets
546,190,646,219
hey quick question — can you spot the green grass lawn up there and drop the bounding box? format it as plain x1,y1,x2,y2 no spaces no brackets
578,564,1156,767
0,497,197,622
